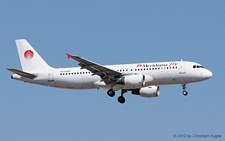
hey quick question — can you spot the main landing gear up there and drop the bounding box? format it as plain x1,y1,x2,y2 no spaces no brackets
107,89,115,97
182,84,188,96
118,89,127,104
107,89,127,104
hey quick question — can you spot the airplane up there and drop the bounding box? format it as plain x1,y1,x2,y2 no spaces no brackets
7,39,212,104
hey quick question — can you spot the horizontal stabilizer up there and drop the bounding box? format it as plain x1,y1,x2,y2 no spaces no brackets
7,68,37,79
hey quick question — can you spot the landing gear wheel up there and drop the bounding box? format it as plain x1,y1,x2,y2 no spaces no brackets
118,96,125,104
107,89,115,97
183,91,188,96
182,84,188,96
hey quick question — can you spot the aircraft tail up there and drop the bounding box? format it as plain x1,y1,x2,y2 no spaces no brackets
15,39,52,71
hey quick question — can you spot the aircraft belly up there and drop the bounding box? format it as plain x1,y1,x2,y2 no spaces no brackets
53,75,99,89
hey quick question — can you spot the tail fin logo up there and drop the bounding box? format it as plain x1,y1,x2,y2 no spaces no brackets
24,50,34,59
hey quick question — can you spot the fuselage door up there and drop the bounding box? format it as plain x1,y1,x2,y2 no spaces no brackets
48,70,54,82
179,61,186,74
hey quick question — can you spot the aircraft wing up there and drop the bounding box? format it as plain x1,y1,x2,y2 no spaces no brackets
69,55,121,83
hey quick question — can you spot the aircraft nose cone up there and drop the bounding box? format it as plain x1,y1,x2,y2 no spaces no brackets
205,70,212,79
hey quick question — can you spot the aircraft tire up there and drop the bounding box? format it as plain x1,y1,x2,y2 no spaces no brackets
118,96,125,104
107,89,115,97
183,91,188,96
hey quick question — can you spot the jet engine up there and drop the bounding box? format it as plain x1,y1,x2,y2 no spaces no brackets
116,74,153,87
132,86,160,98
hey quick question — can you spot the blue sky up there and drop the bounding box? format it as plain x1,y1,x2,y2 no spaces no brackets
1,1,224,140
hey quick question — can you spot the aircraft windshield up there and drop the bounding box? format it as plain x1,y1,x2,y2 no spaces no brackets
193,65,204,68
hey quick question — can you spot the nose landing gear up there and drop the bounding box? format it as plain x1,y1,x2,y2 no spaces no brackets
182,84,188,96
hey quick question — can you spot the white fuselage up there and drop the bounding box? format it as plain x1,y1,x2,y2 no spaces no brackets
12,61,212,90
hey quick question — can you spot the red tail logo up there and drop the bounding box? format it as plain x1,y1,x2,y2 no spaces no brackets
24,50,34,59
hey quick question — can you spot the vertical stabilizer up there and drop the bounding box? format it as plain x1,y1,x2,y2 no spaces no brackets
15,39,52,71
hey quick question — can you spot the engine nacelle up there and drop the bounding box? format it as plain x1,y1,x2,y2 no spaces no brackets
117,74,153,87
132,86,160,98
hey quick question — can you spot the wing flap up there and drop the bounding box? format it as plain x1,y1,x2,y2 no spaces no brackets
7,68,37,79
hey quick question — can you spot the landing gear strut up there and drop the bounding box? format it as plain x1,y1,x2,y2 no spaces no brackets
118,89,127,104
182,84,188,96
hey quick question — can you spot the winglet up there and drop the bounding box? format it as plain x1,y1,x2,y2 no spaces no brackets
66,53,72,59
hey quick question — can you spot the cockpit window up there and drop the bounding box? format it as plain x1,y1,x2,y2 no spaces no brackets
193,65,204,68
